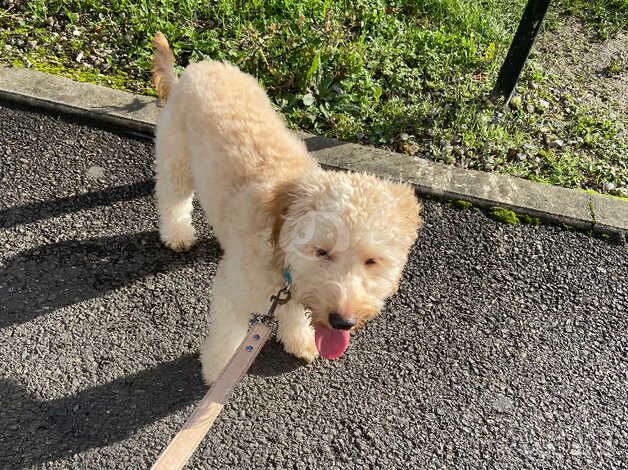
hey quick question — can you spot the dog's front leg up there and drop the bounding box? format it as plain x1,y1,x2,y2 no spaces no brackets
199,265,250,385
275,304,318,363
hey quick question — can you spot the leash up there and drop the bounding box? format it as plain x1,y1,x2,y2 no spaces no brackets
151,270,292,470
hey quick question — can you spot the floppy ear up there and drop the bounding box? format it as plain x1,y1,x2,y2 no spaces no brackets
266,175,319,248
267,179,298,249
386,181,422,243
265,178,315,271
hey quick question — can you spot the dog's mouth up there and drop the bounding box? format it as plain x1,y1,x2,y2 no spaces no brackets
313,324,350,360
305,304,353,360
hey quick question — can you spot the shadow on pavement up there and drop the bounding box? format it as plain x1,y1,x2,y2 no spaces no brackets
0,348,307,468
92,97,156,114
0,354,204,468
302,135,346,152
250,340,307,377
0,230,220,329
0,179,154,229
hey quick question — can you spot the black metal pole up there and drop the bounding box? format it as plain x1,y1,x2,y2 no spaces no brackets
492,0,552,104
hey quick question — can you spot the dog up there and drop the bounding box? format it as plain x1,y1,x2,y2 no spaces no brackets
151,32,422,384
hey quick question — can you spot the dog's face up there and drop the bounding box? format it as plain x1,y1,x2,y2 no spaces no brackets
271,171,421,359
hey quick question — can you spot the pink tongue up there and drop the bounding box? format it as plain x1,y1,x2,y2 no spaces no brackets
314,325,350,360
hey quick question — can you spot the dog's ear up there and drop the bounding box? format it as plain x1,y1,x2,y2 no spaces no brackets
385,181,422,242
266,178,303,249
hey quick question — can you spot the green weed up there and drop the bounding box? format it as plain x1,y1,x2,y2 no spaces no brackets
489,207,520,224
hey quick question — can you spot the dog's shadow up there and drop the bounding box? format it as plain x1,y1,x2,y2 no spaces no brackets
1,348,305,468
0,180,154,230
91,97,156,114
0,354,205,468
0,230,220,328
251,340,306,377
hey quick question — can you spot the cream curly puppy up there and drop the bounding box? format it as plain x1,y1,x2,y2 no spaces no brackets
151,33,421,384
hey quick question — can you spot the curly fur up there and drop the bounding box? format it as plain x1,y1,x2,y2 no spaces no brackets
151,33,422,384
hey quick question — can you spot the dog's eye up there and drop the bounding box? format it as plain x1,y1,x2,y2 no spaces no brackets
316,248,330,258
365,258,377,266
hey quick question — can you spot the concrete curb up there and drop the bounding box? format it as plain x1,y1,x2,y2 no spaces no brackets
1,66,626,235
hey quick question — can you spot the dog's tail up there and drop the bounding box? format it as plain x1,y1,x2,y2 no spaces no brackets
152,32,177,102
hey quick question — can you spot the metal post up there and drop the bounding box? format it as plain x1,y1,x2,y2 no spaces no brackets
492,0,552,104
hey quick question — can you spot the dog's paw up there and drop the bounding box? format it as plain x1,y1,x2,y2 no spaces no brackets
201,360,220,386
163,236,196,252
280,330,319,363
294,342,319,363
200,345,228,386
160,225,196,252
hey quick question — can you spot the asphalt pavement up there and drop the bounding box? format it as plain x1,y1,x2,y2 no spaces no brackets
1,103,626,469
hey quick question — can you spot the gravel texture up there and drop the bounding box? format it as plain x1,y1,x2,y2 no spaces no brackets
1,103,626,469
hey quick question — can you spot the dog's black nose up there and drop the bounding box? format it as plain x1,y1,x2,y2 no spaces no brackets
328,312,356,330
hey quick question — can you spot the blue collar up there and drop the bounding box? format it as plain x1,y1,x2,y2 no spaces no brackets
282,266,292,285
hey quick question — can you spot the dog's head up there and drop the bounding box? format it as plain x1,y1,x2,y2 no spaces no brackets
269,170,421,359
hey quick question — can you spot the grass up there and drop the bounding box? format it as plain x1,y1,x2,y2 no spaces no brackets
557,0,628,39
1,0,626,196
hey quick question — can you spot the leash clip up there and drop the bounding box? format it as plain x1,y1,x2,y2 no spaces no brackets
249,275,292,330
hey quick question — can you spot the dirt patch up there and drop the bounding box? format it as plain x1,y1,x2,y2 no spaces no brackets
535,18,627,140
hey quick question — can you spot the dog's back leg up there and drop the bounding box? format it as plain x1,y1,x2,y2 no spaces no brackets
154,112,196,251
